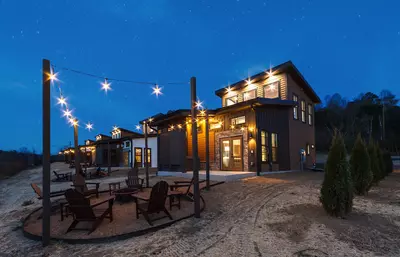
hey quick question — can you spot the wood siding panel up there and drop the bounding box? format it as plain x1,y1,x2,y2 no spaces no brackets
256,107,290,171
286,74,316,169
187,122,215,163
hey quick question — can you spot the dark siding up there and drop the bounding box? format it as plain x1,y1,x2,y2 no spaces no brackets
159,130,187,172
256,107,290,170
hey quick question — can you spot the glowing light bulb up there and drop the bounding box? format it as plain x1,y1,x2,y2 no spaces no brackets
135,125,141,131
63,109,72,117
226,86,232,93
57,96,67,107
85,122,93,131
152,85,162,97
195,99,203,110
101,79,111,93
113,125,118,131
148,118,154,123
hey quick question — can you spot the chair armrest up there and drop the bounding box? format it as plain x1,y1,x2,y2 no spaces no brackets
170,184,189,190
174,181,192,184
85,182,100,186
91,198,114,208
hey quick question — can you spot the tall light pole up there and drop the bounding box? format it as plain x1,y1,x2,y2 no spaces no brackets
205,111,210,190
144,121,149,187
42,59,51,246
73,119,80,175
191,77,200,218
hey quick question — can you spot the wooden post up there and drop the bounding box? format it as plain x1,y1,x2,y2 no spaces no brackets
74,120,80,175
191,77,200,218
144,122,149,187
205,111,210,190
107,141,111,174
42,59,51,246
255,113,261,176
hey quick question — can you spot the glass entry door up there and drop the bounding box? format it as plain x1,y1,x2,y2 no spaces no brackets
220,137,243,171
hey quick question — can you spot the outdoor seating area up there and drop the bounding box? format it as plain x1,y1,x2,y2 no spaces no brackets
23,172,215,243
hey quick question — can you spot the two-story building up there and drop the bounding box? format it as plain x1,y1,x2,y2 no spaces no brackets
150,61,320,173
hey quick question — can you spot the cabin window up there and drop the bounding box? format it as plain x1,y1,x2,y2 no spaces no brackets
271,133,278,162
301,100,306,123
243,89,257,101
308,104,313,126
261,130,268,162
293,94,299,120
226,95,238,106
145,148,151,166
125,141,130,148
231,116,246,126
135,148,142,167
263,81,279,99
306,144,310,155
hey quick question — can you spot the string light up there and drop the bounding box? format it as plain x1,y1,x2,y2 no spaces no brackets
240,127,245,131
230,125,235,129
112,125,119,131
152,85,163,97
195,99,204,110
101,79,111,93
169,125,175,130
49,69,59,82
63,108,72,118
148,117,154,123
177,124,182,129
135,125,141,131
199,110,206,116
57,96,67,107
85,122,93,131
226,86,232,93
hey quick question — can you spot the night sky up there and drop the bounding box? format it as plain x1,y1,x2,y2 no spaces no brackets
1,0,399,153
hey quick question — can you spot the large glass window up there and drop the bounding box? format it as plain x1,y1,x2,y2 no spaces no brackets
231,116,246,125
261,130,268,162
243,89,257,101
271,133,278,162
135,148,142,167
226,95,238,106
301,100,306,123
263,81,279,99
308,104,313,125
293,94,299,120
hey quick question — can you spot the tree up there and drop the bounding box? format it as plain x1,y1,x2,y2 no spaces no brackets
383,151,394,175
320,130,353,217
376,145,385,180
368,139,381,185
349,134,372,195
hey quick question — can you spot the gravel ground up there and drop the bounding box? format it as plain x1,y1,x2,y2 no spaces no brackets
1,164,400,257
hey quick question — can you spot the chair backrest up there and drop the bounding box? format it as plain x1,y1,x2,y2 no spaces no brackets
147,181,169,213
64,189,96,220
31,183,42,199
53,170,59,177
73,173,88,193
126,167,140,188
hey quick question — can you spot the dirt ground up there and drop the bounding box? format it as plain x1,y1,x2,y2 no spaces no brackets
1,163,400,257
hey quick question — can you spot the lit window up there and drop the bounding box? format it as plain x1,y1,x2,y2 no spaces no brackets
301,100,306,123
226,95,238,106
231,116,246,126
308,104,313,126
135,148,142,167
264,81,279,99
145,148,151,166
271,133,278,162
261,130,268,162
243,89,257,101
293,94,299,120
306,143,310,155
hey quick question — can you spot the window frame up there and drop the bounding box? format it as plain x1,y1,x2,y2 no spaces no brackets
308,103,313,126
301,100,306,123
243,89,257,102
225,95,239,106
134,147,143,167
271,133,278,163
261,130,268,163
293,94,299,120
263,80,280,99
231,116,246,126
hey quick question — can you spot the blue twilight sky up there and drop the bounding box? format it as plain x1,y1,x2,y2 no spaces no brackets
0,0,400,153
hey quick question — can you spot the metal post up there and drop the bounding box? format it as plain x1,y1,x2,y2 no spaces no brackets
205,111,210,190
382,102,385,141
42,59,51,246
191,77,200,218
144,122,149,187
74,121,80,175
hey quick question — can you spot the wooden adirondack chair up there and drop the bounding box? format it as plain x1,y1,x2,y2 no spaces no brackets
52,170,72,182
133,181,172,226
31,183,65,199
125,167,144,190
72,173,100,198
64,189,113,234
170,177,206,201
